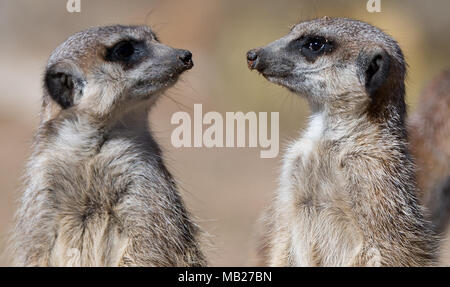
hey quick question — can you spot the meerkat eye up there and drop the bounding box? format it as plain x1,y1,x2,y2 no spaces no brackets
298,36,334,62
307,38,326,52
110,41,135,61
105,39,149,68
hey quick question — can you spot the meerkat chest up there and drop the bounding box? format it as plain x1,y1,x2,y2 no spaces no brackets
281,113,343,193
279,114,362,266
282,125,351,214
31,126,152,265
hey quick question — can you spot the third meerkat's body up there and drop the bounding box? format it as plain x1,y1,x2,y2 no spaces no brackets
11,25,205,266
408,70,450,265
409,70,450,234
248,17,437,266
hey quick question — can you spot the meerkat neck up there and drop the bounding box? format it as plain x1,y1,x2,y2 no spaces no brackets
77,97,154,137
109,104,151,134
37,100,156,158
307,89,407,142
305,105,362,141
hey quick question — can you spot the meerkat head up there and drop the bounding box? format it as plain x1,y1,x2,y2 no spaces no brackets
247,17,406,117
42,25,193,122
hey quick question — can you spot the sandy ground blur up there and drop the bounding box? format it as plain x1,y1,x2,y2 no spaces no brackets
0,0,449,266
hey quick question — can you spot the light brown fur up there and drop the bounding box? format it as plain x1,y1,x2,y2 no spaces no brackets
409,70,450,264
10,25,206,266
409,70,450,210
248,17,438,266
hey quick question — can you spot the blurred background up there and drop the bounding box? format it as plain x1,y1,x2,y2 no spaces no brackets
0,0,449,266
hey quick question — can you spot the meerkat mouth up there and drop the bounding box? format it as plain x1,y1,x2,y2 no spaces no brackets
258,66,293,81
133,77,178,97
263,75,298,94
247,59,256,70
262,73,288,85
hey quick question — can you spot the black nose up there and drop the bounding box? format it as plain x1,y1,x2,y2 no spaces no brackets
247,50,258,61
178,50,193,66
247,49,259,69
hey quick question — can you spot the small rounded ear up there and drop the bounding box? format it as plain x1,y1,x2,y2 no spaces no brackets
357,47,391,97
44,62,84,109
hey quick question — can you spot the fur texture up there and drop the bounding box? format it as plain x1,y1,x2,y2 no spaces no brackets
409,70,450,233
248,17,438,266
408,70,450,265
10,25,206,266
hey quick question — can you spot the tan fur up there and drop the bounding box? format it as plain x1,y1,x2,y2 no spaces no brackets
10,25,206,266
408,70,450,265
409,70,450,206
248,17,438,266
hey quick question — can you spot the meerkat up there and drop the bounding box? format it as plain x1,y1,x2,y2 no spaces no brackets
408,70,450,265
10,25,206,267
247,17,438,266
409,70,450,235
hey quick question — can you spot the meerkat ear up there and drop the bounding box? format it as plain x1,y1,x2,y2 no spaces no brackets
44,62,84,109
358,47,391,97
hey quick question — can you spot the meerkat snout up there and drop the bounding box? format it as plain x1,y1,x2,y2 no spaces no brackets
246,49,258,69
177,49,193,68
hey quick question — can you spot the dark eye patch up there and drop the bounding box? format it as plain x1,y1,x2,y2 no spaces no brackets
289,35,335,62
105,39,149,69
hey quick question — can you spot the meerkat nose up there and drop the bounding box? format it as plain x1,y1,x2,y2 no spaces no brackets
246,49,259,69
178,50,193,67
